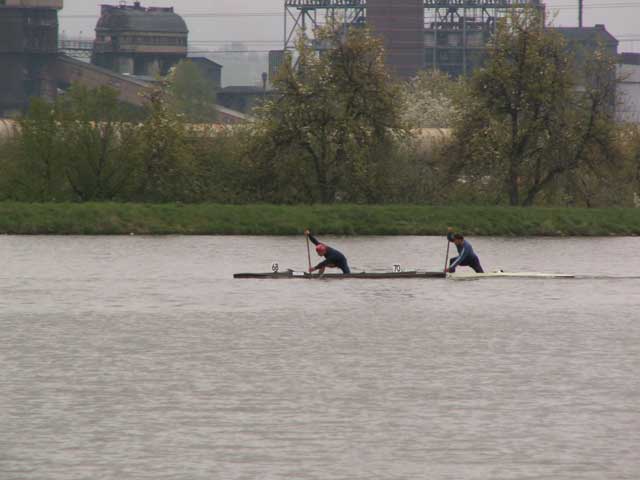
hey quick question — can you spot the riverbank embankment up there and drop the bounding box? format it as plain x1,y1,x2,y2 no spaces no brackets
1,203,639,236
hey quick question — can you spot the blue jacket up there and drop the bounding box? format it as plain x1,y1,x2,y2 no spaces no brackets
447,233,479,269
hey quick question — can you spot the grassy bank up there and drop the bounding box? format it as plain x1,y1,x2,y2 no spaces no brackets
0,202,639,236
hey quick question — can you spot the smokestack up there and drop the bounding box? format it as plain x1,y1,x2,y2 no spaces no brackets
578,0,583,28
366,0,424,79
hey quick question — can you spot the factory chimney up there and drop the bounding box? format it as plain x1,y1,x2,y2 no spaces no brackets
579,0,583,28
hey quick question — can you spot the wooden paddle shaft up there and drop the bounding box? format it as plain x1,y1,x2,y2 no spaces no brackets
444,236,451,271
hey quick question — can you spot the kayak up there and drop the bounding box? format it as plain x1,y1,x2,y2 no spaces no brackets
233,270,575,280
233,270,446,279
448,271,575,280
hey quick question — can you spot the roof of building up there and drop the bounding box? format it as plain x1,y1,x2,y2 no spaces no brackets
96,3,188,35
2,0,63,8
188,57,224,69
553,25,619,47
619,52,640,66
219,86,267,95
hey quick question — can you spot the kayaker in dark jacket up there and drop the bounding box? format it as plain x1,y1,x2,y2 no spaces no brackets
305,230,351,274
446,227,484,273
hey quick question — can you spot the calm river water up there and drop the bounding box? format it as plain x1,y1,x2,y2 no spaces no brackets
1,235,639,480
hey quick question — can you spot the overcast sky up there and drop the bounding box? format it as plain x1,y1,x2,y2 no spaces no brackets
58,0,640,53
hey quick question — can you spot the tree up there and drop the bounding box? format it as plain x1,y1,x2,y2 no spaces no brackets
167,60,218,123
451,8,620,206
248,23,406,203
187,124,251,203
398,70,467,203
10,99,67,201
401,69,461,129
135,87,196,202
634,129,640,205
57,85,142,201
530,48,620,207
608,125,640,208
1,87,141,202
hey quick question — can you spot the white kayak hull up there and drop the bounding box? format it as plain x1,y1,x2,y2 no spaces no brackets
448,271,575,280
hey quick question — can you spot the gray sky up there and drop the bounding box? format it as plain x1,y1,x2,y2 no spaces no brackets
59,0,640,53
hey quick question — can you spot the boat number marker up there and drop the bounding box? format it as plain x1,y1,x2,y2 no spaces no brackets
272,263,279,273
394,264,402,273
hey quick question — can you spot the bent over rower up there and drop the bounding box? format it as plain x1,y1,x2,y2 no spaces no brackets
304,230,351,274
445,227,484,273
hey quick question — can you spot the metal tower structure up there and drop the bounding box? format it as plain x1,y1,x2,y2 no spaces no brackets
424,0,545,77
283,0,545,78
284,0,366,50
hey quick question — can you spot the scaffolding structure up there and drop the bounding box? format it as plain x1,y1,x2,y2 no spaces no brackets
284,0,366,50
284,0,544,77
424,0,544,77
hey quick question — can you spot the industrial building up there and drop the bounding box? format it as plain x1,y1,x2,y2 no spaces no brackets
284,0,545,79
2,0,635,123
555,24,619,62
281,0,640,122
0,0,62,116
92,2,188,77
0,1,244,123
618,53,640,124
188,57,223,89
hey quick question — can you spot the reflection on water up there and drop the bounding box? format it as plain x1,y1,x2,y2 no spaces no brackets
1,236,639,479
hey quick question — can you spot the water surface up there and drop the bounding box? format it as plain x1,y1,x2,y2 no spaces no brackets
1,235,639,479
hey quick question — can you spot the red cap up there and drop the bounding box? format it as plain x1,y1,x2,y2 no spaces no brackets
315,244,327,255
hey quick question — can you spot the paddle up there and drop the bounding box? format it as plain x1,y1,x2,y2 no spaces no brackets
444,228,451,273
305,231,312,273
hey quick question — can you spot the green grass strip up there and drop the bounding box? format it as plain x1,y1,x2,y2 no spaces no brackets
0,202,639,236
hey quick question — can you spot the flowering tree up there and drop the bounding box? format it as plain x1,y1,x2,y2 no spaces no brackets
401,69,461,129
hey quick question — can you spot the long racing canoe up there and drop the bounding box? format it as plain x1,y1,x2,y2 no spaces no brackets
233,270,446,279
447,271,575,280
233,270,575,280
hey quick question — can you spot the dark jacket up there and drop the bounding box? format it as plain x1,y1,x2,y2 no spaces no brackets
308,234,350,274
447,232,479,270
